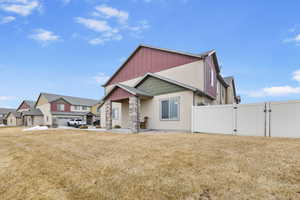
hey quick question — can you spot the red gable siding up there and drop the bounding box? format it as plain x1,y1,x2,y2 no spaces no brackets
204,56,217,98
19,102,30,110
106,47,200,86
106,87,134,101
50,100,71,112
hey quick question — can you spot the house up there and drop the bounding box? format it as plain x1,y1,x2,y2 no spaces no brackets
0,108,16,125
35,93,98,126
99,44,240,133
91,102,102,125
6,100,43,126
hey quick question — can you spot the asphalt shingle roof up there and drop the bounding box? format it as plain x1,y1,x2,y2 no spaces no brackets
41,93,98,106
22,108,43,116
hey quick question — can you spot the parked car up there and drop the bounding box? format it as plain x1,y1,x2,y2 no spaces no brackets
67,119,86,127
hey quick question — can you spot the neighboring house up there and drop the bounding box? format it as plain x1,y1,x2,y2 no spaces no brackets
6,100,44,127
0,108,16,125
99,44,240,133
91,102,102,124
35,93,98,126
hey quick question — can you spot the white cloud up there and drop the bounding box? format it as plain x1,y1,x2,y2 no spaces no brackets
29,29,60,45
0,0,40,16
245,86,300,98
76,4,149,45
243,69,300,97
283,34,300,45
292,70,300,82
76,17,113,32
0,16,15,24
93,73,110,84
94,4,129,24
0,96,14,101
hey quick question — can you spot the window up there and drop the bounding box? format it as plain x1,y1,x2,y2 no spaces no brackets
82,106,88,110
112,108,119,120
74,105,81,110
57,104,65,111
160,97,180,120
97,106,101,113
210,68,214,86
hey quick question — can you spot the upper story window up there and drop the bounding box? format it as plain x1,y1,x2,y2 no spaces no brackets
57,104,65,111
112,108,119,120
82,106,88,110
74,105,81,110
160,97,180,121
210,69,214,87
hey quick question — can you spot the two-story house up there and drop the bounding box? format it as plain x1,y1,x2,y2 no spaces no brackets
35,93,98,126
99,44,240,133
0,108,16,125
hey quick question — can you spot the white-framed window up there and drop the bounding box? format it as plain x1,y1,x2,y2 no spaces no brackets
74,105,81,110
82,106,88,110
57,104,65,111
112,108,119,120
210,68,214,87
160,97,180,121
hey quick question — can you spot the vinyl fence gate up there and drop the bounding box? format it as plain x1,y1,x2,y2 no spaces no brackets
191,100,300,138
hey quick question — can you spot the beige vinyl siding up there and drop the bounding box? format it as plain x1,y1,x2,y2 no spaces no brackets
104,60,205,95
140,90,194,131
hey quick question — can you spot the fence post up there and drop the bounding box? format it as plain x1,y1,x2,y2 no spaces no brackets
191,106,194,133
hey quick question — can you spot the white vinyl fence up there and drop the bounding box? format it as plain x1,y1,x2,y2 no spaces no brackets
191,100,300,138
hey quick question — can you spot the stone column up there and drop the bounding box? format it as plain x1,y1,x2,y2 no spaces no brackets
105,100,112,130
129,96,140,133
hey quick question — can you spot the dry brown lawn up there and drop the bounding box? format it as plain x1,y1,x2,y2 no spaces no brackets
0,127,300,200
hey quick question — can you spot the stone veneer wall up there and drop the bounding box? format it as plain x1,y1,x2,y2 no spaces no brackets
105,100,112,130
129,96,140,133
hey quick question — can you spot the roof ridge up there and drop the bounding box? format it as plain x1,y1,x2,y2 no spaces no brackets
41,92,98,101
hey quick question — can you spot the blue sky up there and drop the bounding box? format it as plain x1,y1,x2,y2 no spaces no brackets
1,0,300,108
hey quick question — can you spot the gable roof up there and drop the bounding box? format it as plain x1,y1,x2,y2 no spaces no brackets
103,44,216,87
101,84,153,102
134,73,214,99
22,108,43,116
17,100,36,111
37,93,98,107
134,73,199,92
6,111,21,118
224,76,239,102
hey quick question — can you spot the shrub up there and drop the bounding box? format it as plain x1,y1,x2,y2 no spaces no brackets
114,125,121,129
79,125,88,129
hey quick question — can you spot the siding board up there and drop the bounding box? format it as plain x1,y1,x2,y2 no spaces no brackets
137,77,186,96
106,47,200,86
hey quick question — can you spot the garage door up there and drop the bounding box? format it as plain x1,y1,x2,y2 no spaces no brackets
54,118,72,126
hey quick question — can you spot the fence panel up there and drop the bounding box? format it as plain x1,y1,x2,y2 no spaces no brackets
235,103,266,137
192,105,234,134
269,100,300,138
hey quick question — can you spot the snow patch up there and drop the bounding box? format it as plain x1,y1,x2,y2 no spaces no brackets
23,126,49,132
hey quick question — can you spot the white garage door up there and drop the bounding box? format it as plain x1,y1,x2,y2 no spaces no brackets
55,118,72,126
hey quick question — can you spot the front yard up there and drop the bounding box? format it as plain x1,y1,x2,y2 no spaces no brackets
0,127,299,200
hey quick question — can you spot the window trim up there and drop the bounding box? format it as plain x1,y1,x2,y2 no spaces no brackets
57,104,65,111
210,68,214,87
159,96,180,121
